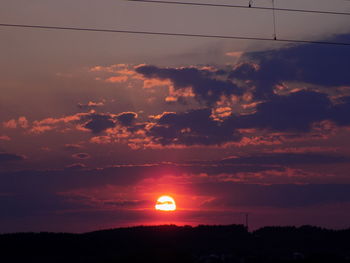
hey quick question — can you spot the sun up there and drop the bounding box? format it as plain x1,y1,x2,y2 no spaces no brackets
155,195,176,211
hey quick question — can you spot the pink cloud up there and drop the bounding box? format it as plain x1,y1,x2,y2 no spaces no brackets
90,64,129,73
29,113,88,134
106,76,128,83
90,136,112,144
0,135,11,141
30,125,54,134
3,116,28,129
225,51,244,58
143,78,172,89
211,107,232,121
3,119,17,129
78,101,105,109
271,146,340,154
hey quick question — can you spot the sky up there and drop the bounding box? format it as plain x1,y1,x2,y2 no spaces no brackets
1,0,350,233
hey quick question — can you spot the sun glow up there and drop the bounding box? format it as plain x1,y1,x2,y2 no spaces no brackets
155,195,176,211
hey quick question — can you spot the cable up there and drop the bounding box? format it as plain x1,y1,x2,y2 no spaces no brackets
1,23,350,46
127,0,350,16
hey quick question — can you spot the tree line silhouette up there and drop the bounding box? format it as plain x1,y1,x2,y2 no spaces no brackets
1,225,350,263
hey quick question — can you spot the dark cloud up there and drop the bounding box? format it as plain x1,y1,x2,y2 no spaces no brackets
229,62,279,99
0,153,25,163
230,34,350,99
143,90,350,146
72,153,90,159
103,200,151,207
82,113,117,134
65,163,87,170
117,112,137,126
148,109,241,146
231,90,333,132
230,90,350,132
198,183,350,208
74,90,348,148
134,34,350,144
136,65,242,105
63,144,83,151
0,192,90,218
330,96,350,126
80,112,139,134
0,162,283,195
251,34,350,86
220,153,350,165
146,90,350,146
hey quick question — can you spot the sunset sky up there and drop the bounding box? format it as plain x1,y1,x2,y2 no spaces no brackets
1,0,350,233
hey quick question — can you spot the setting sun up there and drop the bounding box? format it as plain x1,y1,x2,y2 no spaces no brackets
155,195,176,211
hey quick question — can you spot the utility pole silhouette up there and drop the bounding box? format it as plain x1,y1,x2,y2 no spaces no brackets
272,0,277,40
245,213,249,231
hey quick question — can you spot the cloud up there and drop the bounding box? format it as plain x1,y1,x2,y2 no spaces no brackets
3,119,17,129
117,112,138,126
8,90,347,148
220,153,350,165
3,117,28,129
226,51,244,58
64,144,83,151
82,113,117,134
103,200,151,207
81,90,349,148
0,157,348,230
27,112,119,134
0,192,91,219
0,153,25,163
148,109,241,146
0,161,288,195
330,95,350,126
106,76,128,83
230,91,350,133
4,34,350,148
230,91,333,132
65,163,87,170
29,113,83,134
143,89,350,147
229,34,350,99
135,65,242,105
72,153,90,159
197,183,350,208
132,37,350,146
0,135,11,141
77,101,104,110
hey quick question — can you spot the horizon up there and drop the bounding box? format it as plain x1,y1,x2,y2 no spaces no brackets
2,223,350,235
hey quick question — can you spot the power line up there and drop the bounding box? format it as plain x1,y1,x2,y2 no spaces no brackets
127,0,350,16
1,23,350,46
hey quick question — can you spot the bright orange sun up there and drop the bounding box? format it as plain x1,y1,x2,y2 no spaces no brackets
155,195,176,211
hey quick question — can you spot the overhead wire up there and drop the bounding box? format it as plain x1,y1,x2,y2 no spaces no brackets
0,23,350,46
126,0,350,16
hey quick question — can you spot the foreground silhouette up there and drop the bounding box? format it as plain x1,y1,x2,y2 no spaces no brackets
1,225,350,263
